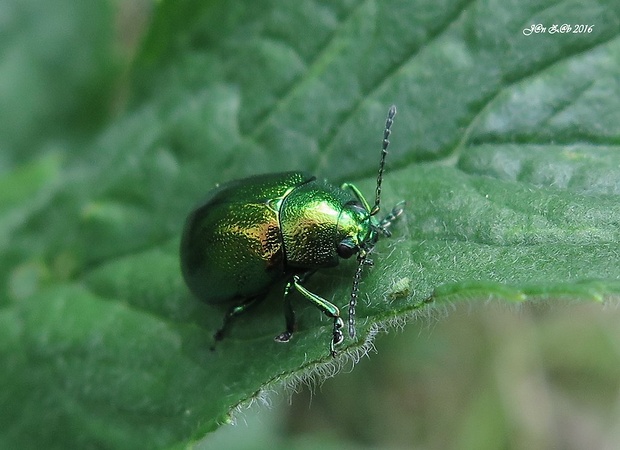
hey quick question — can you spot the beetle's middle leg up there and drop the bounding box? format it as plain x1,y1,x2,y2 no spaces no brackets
274,279,296,343
279,274,344,357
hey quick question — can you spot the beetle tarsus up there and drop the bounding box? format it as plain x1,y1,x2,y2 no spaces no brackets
274,331,293,343
331,317,344,356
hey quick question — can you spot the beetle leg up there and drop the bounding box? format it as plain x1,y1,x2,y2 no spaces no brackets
291,274,344,357
340,182,372,212
213,294,266,345
274,280,296,343
378,201,406,236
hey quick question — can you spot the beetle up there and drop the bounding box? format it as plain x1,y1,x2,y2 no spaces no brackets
180,105,404,356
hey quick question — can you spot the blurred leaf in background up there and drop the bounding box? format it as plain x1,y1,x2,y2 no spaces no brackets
1,0,619,449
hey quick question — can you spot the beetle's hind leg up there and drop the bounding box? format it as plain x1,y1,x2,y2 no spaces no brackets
212,294,266,348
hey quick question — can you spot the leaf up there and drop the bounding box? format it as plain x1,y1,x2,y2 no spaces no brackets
1,0,620,448
0,0,119,167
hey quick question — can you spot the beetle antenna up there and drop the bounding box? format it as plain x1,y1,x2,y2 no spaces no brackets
348,256,365,339
348,253,374,338
370,105,397,216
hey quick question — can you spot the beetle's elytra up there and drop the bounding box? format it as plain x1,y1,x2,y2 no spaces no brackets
180,105,404,357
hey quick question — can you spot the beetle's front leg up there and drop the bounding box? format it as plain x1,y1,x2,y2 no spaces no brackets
290,274,344,357
378,200,406,236
341,182,372,212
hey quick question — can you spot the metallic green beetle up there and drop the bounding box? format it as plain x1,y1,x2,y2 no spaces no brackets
180,105,404,356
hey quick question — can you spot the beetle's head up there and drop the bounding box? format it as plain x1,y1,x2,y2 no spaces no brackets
335,201,380,260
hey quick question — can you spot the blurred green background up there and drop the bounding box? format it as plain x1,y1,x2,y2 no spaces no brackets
1,0,619,449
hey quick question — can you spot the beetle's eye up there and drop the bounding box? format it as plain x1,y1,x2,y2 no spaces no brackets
337,240,358,259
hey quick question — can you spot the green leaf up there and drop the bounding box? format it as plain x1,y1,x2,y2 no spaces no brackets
0,0,119,167
2,0,620,448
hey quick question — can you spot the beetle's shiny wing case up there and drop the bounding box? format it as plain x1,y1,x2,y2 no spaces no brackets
180,172,313,303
